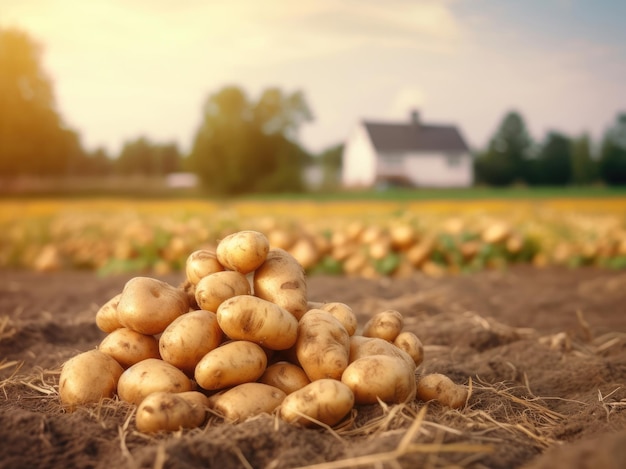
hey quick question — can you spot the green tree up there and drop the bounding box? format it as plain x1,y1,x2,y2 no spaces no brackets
115,138,181,176
0,27,81,176
475,111,532,186
534,132,572,185
599,113,626,185
187,85,313,195
570,134,597,185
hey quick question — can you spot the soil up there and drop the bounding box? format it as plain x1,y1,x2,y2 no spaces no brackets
1,266,625,469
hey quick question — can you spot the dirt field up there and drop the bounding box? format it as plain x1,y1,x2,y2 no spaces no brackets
1,267,625,469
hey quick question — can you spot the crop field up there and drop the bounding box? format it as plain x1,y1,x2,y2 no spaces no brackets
2,195,625,276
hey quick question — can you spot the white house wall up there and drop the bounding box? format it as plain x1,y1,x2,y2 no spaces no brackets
402,151,473,187
342,124,377,186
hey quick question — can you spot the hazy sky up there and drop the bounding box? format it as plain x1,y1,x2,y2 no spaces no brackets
3,0,626,155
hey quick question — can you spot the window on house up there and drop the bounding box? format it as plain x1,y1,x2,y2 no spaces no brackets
446,154,462,167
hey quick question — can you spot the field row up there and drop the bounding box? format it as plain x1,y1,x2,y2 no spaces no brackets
1,198,625,276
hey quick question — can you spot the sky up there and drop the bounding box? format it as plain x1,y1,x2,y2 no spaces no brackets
3,0,626,156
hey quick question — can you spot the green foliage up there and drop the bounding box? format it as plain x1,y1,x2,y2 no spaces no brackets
570,134,597,185
599,113,626,186
532,132,572,185
186,85,313,195
116,137,181,176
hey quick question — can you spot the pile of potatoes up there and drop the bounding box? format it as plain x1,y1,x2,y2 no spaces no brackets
59,230,468,433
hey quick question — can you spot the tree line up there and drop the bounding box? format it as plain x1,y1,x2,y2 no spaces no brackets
1,26,625,195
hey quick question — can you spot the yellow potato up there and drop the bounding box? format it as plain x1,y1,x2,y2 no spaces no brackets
253,248,308,320
159,310,223,375
216,295,298,350
393,331,424,367
95,293,122,333
349,335,416,371
135,391,208,433
185,249,224,285
59,349,123,410
216,230,270,274
341,355,416,405
319,302,358,336
259,362,311,395
117,358,193,405
194,340,267,391
279,379,354,427
362,309,404,342
98,327,160,368
117,277,190,335
210,382,286,423
416,373,468,409
296,309,350,381
194,270,251,313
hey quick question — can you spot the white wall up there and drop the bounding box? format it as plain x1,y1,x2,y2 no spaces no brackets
402,151,473,187
341,124,377,186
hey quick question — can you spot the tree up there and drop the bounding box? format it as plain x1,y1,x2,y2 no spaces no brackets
599,113,626,185
535,132,572,185
115,138,181,176
318,143,343,189
0,27,81,177
474,111,532,186
570,134,597,185
187,85,313,195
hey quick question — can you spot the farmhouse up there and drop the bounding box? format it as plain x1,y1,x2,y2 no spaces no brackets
342,111,473,188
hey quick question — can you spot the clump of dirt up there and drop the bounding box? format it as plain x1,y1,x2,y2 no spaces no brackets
1,267,625,468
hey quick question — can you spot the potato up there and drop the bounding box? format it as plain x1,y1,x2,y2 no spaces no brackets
185,249,224,285
117,358,193,405
416,373,468,409
216,230,270,274
194,271,251,313
362,309,404,342
253,248,308,320
393,331,424,367
296,310,350,381
159,310,223,375
259,362,311,395
98,327,160,368
319,302,358,336
210,382,286,423
279,379,354,427
341,355,416,405
349,335,416,371
194,340,267,391
216,295,298,350
135,391,208,433
59,350,123,410
95,293,122,333
117,277,189,335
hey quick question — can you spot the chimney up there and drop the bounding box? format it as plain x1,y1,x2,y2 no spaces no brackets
410,109,420,127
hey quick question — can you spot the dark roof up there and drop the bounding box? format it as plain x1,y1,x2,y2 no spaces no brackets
363,120,469,153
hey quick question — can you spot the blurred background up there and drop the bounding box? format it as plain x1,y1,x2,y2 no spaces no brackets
1,0,625,275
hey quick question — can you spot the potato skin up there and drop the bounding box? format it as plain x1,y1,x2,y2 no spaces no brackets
319,302,358,336
59,350,123,410
279,379,354,427
194,271,251,313
362,309,404,342
117,358,192,405
210,382,286,422
159,310,223,375
194,340,267,391
185,249,224,285
216,230,270,274
95,293,122,333
349,335,416,371
416,373,468,409
393,331,424,367
296,310,350,381
117,277,190,335
216,295,298,350
135,391,208,433
341,355,416,405
98,327,160,368
253,248,308,320
259,362,311,395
